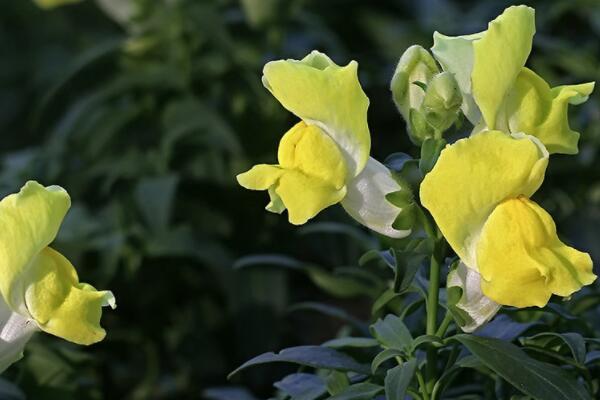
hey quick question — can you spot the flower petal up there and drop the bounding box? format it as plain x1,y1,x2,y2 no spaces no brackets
432,5,535,128
447,262,500,333
477,197,596,308
237,122,348,225
420,131,548,269
277,171,346,225
431,31,482,124
0,181,71,314
471,5,535,130
277,122,347,189
506,67,595,154
0,296,38,373
341,158,411,238
25,247,115,345
237,164,284,191
262,51,370,176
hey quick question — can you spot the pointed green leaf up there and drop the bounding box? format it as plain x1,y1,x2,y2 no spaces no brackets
453,334,591,400
384,359,417,400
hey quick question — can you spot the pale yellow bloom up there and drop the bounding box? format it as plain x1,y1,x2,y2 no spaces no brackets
421,132,595,308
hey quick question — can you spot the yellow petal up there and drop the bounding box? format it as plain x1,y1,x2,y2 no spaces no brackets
506,67,595,154
477,197,596,308
0,181,71,313
277,170,346,225
278,122,347,189
236,122,348,224
262,51,370,176
420,131,548,269
471,5,535,129
432,6,535,128
25,247,116,345
237,164,283,190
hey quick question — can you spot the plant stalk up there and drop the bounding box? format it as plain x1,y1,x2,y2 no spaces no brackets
425,250,441,393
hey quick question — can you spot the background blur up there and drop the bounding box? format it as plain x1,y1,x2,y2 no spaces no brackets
1,0,599,398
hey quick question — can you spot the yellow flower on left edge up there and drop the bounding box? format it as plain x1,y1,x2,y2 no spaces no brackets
0,181,115,372
237,51,413,238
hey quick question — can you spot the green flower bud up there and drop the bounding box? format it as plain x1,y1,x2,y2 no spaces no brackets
407,109,435,145
390,45,439,122
421,72,462,132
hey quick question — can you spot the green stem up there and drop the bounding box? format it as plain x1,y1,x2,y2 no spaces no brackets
416,370,430,400
407,388,424,400
425,251,441,393
435,311,453,338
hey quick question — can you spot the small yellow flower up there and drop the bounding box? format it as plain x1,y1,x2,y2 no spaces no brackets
421,131,596,308
238,51,413,238
0,181,115,372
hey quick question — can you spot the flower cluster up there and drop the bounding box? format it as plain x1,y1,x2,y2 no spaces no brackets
421,5,596,331
238,5,596,332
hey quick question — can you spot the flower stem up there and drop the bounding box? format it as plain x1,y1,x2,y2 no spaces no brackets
416,369,430,400
425,250,441,393
435,311,453,338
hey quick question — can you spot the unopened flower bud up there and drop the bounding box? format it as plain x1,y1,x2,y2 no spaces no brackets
390,45,439,122
421,72,462,132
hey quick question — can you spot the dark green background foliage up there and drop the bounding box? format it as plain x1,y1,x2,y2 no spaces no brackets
0,0,599,399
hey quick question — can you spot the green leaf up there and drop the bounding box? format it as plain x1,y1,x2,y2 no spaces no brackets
274,373,327,400
393,250,427,293
305,266,378,298
0,378,25,400
288,302,368,335
419,137,446,175
233,254,303,270
411,335,443,352
323,337,380,349
327,383,384,400
297,222,377,250
475,314,536,341
384,153,414,173
203,387,258,400
453,334,591,400
134,175,179,232
371,288,402,315
371,348,404,374
526,332,587,364
325,371,350,396
384,359,417,400
585,351,600,365
370,315,413,351
228,346,371,378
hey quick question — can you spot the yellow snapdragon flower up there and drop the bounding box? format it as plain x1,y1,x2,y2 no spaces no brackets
421,132,596,313
432,5,594,154
0,181,115,372
237,51,412,238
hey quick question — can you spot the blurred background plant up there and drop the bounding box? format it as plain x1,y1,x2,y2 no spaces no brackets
1,0,599,399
